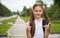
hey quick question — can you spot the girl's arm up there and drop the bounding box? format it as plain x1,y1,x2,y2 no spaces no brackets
26,25,31,38
45,23,50,38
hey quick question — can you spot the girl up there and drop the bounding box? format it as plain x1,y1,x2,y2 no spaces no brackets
26,3,50,38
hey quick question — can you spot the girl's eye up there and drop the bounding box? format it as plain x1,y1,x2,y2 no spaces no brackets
35,10,38,12
39,10,42,12
35,10,42,12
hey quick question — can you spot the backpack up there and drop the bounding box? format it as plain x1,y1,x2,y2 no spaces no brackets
42,19,46,32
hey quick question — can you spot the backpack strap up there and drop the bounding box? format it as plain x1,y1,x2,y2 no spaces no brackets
42,19,46,32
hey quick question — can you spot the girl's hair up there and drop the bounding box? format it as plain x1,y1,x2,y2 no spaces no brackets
29,3,49,37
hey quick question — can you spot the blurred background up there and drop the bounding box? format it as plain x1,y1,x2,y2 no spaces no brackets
0,0,60,38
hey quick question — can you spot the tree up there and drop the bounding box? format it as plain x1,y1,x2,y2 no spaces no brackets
12,11,17,15
47,0,60,20
17,10,20,15
21,6,27,16
54,0,60,8
21,6,31,17
0,3,12,16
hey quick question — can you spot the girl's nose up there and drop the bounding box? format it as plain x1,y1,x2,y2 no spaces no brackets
37,12,40,14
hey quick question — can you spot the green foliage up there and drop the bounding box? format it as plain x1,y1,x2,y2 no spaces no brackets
21,0,60,21
21,6,31,17
20,16,30,22
0,3,12,16
21,6,27,16
12,12,17,15
54,0,60,7
47,0,60,21
16,10,20,15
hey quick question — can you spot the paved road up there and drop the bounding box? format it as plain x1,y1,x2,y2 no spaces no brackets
7,16,27,38
49,34,60,38
0,15,17,21
7,16,60,38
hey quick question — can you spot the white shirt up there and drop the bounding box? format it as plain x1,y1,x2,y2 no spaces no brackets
33,18,44,38
26,18,44,38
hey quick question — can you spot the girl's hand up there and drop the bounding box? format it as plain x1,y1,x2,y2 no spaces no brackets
26,25,31,38
45,22,50,38
45,22,50,30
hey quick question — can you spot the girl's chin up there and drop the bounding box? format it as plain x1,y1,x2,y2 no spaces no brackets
36,16,40,18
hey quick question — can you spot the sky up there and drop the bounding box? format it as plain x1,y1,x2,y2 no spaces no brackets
1,0,54,12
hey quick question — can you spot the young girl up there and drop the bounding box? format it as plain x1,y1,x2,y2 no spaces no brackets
26,3,50,38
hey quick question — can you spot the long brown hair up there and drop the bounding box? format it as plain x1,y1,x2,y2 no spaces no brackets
29,3,49,37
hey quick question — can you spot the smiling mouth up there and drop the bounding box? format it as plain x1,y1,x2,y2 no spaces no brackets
36,14,40,16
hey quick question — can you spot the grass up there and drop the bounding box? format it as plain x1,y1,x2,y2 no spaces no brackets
0,16,17,34
0,16,17,24
21,16,60,33
50,22,60,33
0,24,11,34
20,16,30,22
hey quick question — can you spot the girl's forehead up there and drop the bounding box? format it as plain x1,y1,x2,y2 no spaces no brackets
33,6,43,10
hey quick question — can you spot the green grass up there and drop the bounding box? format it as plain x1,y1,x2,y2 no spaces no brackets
0,17,17,24
21,16,60,33
0,16,17,34
50,22,60,33
0,24,11,34
20,16,30,22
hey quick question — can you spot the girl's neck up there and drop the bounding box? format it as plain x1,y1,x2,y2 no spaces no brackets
35,17,42,21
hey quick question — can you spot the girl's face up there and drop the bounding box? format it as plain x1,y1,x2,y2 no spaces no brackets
33,6,43,18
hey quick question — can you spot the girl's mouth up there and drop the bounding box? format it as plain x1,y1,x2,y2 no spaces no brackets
36,14,40,16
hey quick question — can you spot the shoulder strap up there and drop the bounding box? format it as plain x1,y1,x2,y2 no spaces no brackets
42,19,46,32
